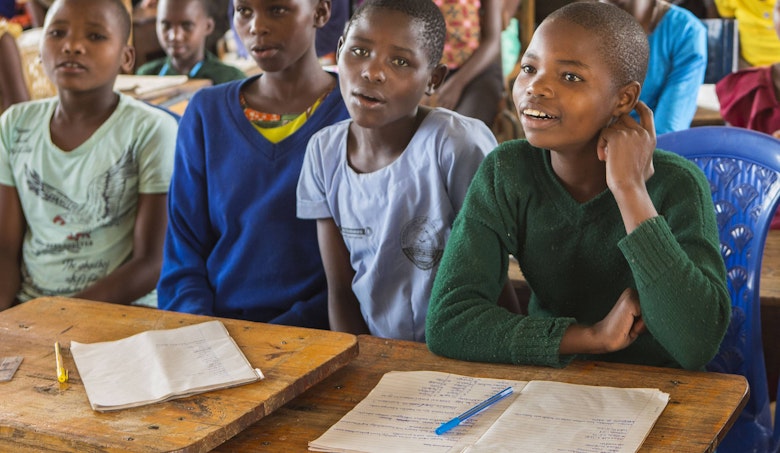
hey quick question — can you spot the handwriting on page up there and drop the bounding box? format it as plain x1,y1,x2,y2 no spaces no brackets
157,339,231,378
309,371,527,453
464,381,670,453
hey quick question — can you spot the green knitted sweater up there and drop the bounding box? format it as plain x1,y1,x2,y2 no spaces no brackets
426,140,730,370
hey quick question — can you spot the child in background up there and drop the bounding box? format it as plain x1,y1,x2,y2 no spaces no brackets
0,18,29,112
157,0,349,328
297,0,513,342
427,2,730,370
600,0,707,134
136,0,245,85
314,0,348,64
421,0,503,129
0,0,177,310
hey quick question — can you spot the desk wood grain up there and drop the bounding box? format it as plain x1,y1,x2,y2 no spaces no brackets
0,297,358,452
216,335,748,452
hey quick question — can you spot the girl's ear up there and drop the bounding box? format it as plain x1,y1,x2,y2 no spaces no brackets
612,81,641,117
335,36,344,63
425,63,449,95
205,17,215,35
120,45,135,75
314,0,332,29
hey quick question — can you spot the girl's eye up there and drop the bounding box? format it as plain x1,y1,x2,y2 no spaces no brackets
391,57,409,67
235,6,250,18
270,6,288,15
563,73,583,82
520,64,535,74
89,33,107,41
351,47,368,57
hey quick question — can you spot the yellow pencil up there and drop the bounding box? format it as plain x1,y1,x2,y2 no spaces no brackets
54,341,68,383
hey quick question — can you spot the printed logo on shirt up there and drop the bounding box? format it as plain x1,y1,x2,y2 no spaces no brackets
401,216,443,271
9,126,33,155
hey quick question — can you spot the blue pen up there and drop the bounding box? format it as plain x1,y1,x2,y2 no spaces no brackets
435,386,514,435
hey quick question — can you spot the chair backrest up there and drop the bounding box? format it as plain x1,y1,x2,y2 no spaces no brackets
702,18,740,84
657,126,780,453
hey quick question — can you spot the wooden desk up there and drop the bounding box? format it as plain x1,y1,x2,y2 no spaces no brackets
757,229,780,307
692,83,725,127
0,297,358,452
692,106,725,127
216,335,748,452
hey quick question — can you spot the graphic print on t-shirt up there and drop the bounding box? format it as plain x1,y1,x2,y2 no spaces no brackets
23,146,137,255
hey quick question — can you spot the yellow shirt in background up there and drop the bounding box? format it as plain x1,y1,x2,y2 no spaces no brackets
715,0,780,66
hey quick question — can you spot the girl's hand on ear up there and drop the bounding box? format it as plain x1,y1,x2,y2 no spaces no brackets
597,101,656,194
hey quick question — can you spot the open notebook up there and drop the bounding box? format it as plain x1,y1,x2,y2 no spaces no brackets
309,370,669,453
71,320,264,412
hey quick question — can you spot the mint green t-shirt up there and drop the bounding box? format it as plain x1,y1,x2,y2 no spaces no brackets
0,94,177,306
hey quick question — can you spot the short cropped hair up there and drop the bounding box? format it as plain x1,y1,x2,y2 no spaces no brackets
345,0,446,67
547,2,649,87
107,0,132,43
48,0,132,43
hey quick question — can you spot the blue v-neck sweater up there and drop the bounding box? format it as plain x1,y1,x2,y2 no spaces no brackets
158,75,350,328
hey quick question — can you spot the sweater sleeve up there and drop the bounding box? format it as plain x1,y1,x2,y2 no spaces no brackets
157,92,217,316
427,150,576,368
618,161,731,370
651,13,707,134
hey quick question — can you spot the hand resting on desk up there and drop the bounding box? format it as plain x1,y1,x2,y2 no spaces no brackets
560,288,647,355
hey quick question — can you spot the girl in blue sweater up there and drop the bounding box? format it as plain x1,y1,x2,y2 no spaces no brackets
157,0,349,327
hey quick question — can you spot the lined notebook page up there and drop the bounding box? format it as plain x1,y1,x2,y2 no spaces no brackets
465,380,670,453
309,371,526,452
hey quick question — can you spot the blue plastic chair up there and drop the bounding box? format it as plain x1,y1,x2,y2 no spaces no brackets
657,126,780,453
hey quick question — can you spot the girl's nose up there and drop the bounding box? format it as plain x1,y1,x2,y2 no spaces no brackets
361,59,386,83
249,14,269,36
62,37,85,55
521,75,553,98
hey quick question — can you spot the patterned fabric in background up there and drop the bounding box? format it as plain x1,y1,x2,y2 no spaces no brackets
433,0,481,70
14,25,57,100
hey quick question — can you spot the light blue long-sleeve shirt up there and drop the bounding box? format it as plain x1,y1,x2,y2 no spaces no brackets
639,5,707,134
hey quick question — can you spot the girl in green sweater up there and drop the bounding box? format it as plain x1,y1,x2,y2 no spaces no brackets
426,2,730,370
